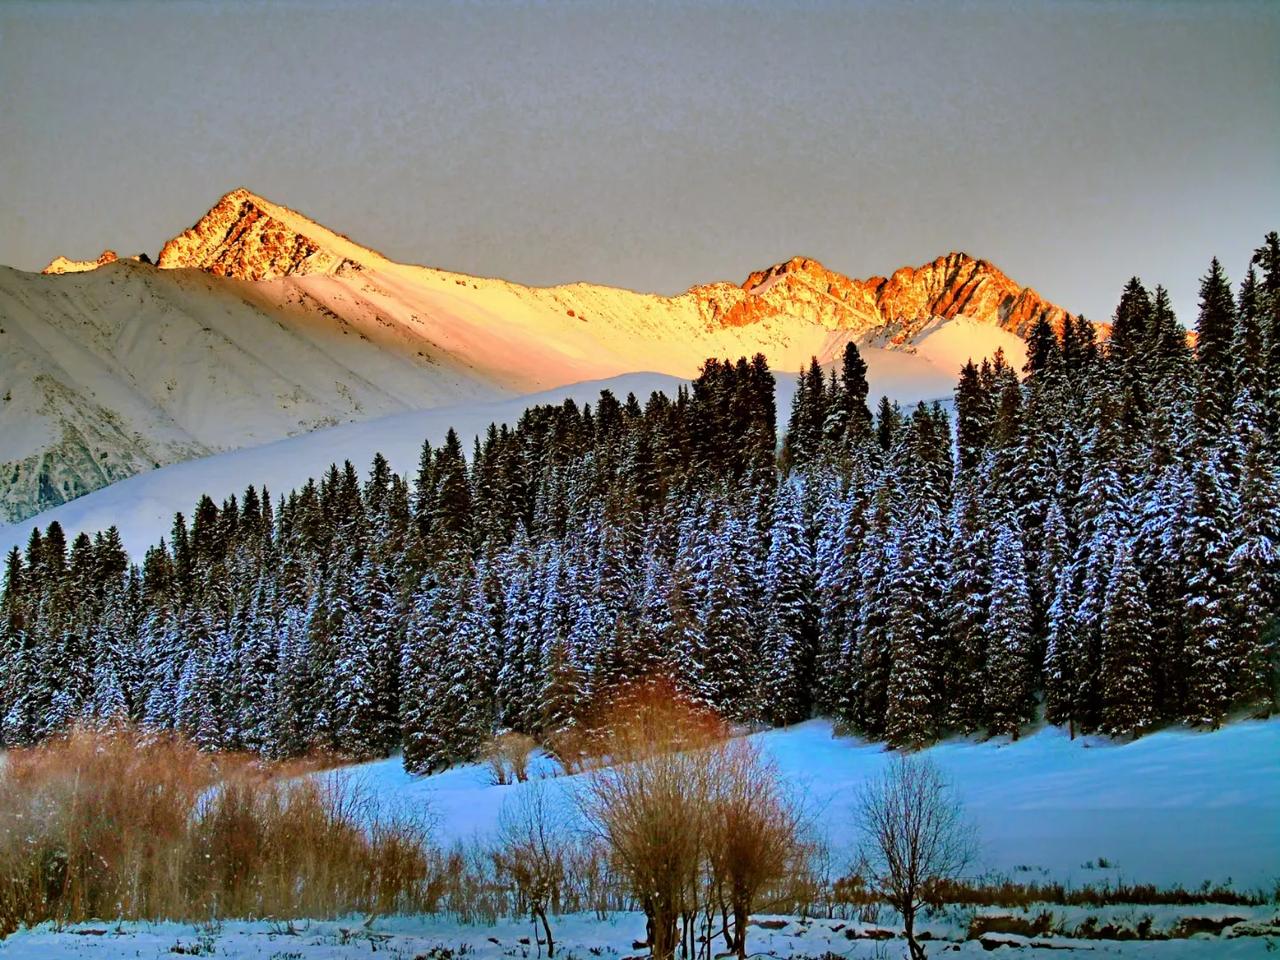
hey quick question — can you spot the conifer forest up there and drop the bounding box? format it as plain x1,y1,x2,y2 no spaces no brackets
2,235,1278,772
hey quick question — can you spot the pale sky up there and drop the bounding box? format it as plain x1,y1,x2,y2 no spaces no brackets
1,0,1277,323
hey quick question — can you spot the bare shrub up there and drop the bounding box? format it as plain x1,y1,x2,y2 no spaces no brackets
484,731,538,785
705,737,806,959
575,681,814,960
493,781,572,955
575,682,726,960
856,755,975,960
563,836,622,919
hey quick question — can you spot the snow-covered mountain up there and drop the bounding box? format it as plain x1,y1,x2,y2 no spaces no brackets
1,187,1069,523
0,373,685,559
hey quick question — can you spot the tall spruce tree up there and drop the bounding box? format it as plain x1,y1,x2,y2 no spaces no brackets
1099,541,1155,736
985,517,1035,738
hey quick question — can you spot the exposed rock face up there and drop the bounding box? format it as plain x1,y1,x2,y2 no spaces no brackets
871,252,1070,338
706,252,1070,340
150,189,1073,342
42,249,118,275
156,188,355,280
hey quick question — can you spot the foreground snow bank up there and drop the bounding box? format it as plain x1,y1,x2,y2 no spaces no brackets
337,717,1280,891
4,909,1278,959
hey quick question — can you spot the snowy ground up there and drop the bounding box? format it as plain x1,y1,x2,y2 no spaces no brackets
0,373,683,558
5,908,1278,959
340,718,1280,892
3,719,1277,957
0,350,967,559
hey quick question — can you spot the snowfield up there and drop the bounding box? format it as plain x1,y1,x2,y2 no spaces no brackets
2,719,1276,958
4,910,1279,960
1,184,1034,525
337,718,1280,892
0,373,681,559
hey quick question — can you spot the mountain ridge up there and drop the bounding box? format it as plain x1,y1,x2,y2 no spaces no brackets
45,187,1075,343
7,188,1076,523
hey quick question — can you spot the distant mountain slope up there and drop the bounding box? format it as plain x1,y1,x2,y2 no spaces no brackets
0,334,1002,560
1,188,1068,522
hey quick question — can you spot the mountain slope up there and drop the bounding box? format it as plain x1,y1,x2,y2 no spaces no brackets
0,374,685,558
0,329,1006,559
2,188,1067,522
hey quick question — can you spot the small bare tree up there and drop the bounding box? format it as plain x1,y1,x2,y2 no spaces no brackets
856,755,974,960
493,781,571,956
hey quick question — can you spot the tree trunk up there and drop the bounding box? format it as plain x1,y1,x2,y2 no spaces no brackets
537,907,554,958
903,906,926,960
733,903,750,960
649,905,679,960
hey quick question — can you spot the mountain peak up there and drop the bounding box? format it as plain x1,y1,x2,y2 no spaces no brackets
42,249,119,275
871,250,1062,336
155,188,386,281
705,249,1068,338
742,255,838,291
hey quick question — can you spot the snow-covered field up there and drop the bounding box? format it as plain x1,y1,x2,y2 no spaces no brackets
3,719,1276,958
4,910,1279,960
339,718,1280,892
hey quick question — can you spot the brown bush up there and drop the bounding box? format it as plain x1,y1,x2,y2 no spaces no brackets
575,681,811,960
483,731,538,785
706,738,807,960
0,724,433,935
575,683,726,960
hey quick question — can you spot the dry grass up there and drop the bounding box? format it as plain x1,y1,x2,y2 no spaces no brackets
0,725,433,935
923,876,1272,909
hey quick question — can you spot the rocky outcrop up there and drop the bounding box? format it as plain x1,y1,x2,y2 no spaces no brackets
42,249,118,275
869,252,1070,338
150,189,1074,342
698,252,1069,340
156,188,354,280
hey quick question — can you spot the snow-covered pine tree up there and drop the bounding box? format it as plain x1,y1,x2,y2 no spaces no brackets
944,475,990,733
1181,443,1240,726
1099,540,1156,736
985,515,1036,738
762,478,818,725
401,571,488,773
814,477,866,718
883,517,939,749
1043,557,1081,732
236,579,279,753
1072,385,1127,730
1229,426,1280,710
1194,258,1237,431
694,514,758,720
335,557,403,757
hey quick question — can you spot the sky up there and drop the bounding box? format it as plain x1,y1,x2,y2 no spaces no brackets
1,0,1277,324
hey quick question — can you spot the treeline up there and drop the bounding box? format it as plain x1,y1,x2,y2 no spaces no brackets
1,234,1278,764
